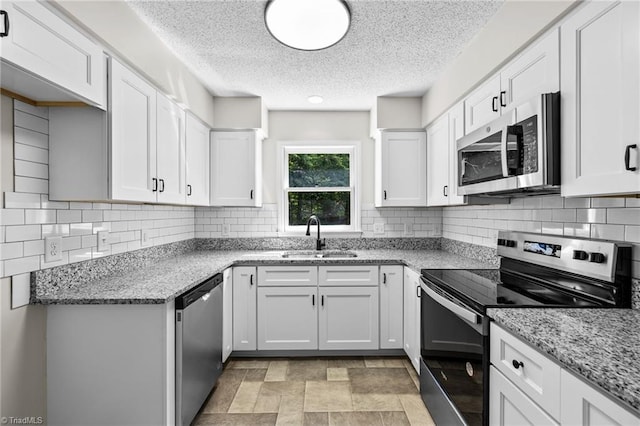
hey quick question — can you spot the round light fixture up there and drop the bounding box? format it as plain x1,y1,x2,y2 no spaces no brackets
265,0,351,51
307,95,324,104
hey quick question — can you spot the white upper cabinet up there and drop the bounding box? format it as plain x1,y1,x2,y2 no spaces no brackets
427,102,466,206
110,58,158,203
210,130,263,207
376,130,427,207
185,113,211,206
465,28,559,134
156,93,186,204
561,1,640,197
0,0,106,108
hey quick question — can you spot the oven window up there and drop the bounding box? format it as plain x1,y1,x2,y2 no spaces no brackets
421,288,485,426
458,131,504,186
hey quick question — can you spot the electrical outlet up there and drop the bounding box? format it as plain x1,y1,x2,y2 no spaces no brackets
373,223,385,234
141,230,151,247
97,231,109,251
45,236,62,263
221,224,230,237
403,223,414,236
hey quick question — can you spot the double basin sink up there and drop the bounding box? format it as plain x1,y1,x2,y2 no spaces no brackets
281,250,357,259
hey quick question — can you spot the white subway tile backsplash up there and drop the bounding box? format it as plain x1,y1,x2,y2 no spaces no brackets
14,160,48,179
82,209,103,223
5,225,41,242
591,224,625,241
551,209,576,223
563,223,590,238
592,198,626,208
607,208,640,226
576,208,607,224
23,240,44,257
625,226,640,244
68,247,92,264
57,210,82,224
69,223,92,236
15,100,48,119
14,110,48,134
0,209,25,226
14,127,48,150
25,209,56,224
4,255,40,276
4,192,41,209
0,242,24,260
40,196,68,209
563,197,590,208
15,176,48,194
14,144,48,164
81,234,97,248
42,224,70,237
542,195,564,209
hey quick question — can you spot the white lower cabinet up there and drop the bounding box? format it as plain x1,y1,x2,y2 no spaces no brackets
490,366,558,426
257,286,318,350
379,265,403,349
222,268,233,362
232,266,257,351
318,286,379,350
403,267,421,373
560,369,640,426
490,324,640,426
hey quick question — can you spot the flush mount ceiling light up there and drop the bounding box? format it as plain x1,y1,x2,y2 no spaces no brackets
307,95,324,104
265,0,351,51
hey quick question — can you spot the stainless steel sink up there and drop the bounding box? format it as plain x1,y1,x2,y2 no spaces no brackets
281,250,357,259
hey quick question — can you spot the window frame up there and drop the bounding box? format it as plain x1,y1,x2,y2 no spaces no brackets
277,140,361,235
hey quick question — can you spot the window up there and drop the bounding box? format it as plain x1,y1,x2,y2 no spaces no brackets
280,143,360,233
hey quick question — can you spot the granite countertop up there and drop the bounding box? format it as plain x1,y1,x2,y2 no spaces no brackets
34,249,495,305
488,308,640,416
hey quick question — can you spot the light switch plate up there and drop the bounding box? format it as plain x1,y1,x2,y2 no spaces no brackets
11,273,31,309
403,223,414,236
97,231,109,251
45,236,62,262
222,224,230,237
373,223,385,234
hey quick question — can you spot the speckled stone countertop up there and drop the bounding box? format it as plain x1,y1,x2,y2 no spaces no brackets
34,249,494,305
488,308,640,415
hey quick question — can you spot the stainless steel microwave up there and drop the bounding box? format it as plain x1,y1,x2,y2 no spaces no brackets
456,92,560,196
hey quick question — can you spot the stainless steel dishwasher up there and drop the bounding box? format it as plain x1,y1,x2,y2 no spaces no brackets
176,273,223,426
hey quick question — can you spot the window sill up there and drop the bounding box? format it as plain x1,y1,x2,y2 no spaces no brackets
277,230,363,238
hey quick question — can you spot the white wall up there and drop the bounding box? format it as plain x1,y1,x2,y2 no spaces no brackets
52,0,215,126
421,0,577,126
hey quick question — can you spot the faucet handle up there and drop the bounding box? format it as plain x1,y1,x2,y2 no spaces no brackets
317,238,326,251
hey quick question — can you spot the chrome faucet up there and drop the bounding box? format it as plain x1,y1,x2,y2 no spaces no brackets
305,214,326,251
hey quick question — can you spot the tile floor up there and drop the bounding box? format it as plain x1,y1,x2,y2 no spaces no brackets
194,356,435,425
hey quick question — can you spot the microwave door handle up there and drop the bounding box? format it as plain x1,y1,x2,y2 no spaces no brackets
500,126,509,177
421,283,479,325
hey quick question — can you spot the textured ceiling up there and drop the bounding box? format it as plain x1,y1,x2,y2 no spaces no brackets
125,0,504,111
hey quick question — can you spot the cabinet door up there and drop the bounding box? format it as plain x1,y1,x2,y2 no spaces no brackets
222,268,233,362
500,28,559,113
0,0,106,107
156,93,186,204
403,267,421,373
232,267,257,351
464,75,501,134
210,131,262,207
560,369,640,426
110,59,157,203
426,114,450,206
489,367,559,426
257,287,318,350
379,265,403,349
447,102,466,205
185,113,210,206
561,1,640,197
318,286,379,350
379,131,427,207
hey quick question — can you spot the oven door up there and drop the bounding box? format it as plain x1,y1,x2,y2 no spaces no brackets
419,279,488,426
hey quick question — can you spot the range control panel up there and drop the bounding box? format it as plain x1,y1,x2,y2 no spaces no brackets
497,231,630,283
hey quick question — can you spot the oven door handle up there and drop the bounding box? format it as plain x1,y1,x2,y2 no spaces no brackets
422,283,479,325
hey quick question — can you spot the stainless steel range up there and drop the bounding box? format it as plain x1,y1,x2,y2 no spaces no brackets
419,231,633,426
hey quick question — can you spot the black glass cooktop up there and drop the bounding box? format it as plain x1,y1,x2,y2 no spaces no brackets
421,268,607,314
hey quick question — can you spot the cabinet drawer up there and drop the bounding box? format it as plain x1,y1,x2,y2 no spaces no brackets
490,323,561,419
319,265,378,287
490,366,559,425
258,266,318,287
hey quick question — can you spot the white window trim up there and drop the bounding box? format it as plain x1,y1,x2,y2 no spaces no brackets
276,140,362,235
